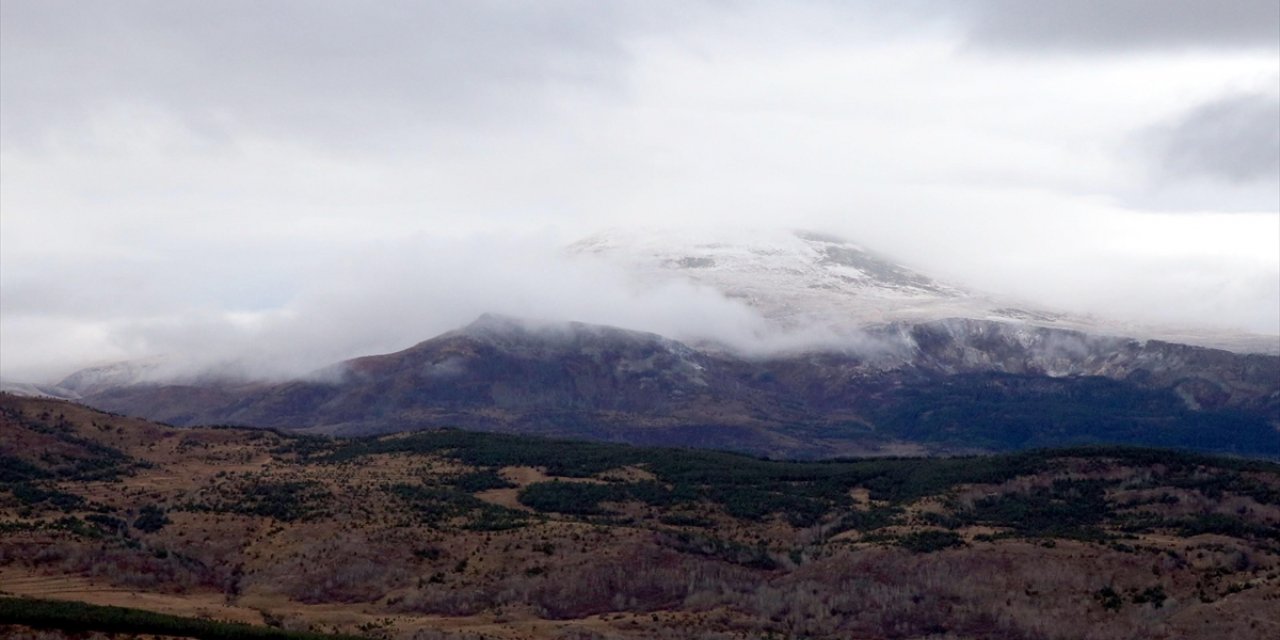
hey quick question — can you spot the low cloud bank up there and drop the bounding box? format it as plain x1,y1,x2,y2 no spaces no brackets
4,232,869,384
3,222,1278,385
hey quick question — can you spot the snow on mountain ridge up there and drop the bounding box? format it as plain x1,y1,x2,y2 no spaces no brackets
0,380,81,401
570,228,1279,355
55,356,175,396
572,228,1034,328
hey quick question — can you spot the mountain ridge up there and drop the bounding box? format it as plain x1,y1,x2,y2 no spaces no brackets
572,228,1280,355
63,313,1280,459
22,230,1279,458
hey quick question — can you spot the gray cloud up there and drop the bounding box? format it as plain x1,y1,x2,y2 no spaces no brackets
1149,91,1280,183
2,1,1276,382
1118,90,1280,213
0,0,644,148
960,0,1280,51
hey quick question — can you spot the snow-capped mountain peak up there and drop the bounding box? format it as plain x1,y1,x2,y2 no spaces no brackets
569,227,1278,355
572,228,1038,329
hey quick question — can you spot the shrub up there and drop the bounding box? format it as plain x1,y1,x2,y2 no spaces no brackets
898,530,965,553
133,505,170,533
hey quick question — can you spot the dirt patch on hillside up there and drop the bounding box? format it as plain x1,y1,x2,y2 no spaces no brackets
0,568,263,625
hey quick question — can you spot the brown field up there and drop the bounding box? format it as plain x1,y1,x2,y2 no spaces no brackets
2,393,1279,639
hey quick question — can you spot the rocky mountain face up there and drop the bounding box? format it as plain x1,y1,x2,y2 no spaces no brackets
882,318,1278,409
70,314,1280,459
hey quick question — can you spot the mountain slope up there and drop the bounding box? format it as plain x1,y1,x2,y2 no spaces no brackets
70,314,1280,458
43,232,1280,458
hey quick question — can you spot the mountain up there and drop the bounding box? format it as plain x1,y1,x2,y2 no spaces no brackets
571,228,984,327
38,230,1280,457
571,228,1280,355
67,314,1280,458
54,356,169,397
0,380,80,401
3,393,1279,640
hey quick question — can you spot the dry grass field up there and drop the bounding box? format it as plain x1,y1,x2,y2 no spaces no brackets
2,393,1278,639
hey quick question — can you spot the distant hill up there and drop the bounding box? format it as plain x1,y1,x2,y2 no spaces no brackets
2,393,1279,639
63,314,1280,459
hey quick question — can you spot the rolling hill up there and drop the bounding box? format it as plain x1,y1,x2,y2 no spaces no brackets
2,393,1279,639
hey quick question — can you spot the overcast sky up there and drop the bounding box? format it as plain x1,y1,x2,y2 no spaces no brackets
2,0,1278,381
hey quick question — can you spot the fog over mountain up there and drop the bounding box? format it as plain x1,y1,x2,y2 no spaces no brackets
1,1,1277,382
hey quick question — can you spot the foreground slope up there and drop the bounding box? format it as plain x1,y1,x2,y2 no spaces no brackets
3,394,1279,639
69,315,1280,458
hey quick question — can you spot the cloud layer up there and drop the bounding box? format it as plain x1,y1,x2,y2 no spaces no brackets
2,1,1277,381
1148,91,1280,184
960,0,1280,51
